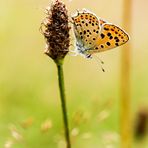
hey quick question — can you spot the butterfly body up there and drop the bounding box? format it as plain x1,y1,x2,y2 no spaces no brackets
72,10,129,58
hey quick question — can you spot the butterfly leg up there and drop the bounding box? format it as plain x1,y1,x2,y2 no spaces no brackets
85,54,93,59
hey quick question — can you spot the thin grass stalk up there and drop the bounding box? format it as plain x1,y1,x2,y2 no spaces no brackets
55,59,71,148
121,0,132,147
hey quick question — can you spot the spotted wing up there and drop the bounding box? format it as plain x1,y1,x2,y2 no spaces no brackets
87,23,129,54
72,12,100,49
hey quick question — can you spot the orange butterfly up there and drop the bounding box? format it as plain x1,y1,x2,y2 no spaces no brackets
72,9,129,58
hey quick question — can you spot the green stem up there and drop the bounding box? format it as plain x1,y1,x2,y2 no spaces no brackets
55,59,71,148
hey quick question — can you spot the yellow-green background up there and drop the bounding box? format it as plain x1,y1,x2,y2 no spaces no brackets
0,0,147,147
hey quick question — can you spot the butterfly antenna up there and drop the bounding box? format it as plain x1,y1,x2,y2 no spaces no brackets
93,55,105,72
97,56,104,64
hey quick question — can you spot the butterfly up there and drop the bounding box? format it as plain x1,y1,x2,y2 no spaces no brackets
71,9,129,58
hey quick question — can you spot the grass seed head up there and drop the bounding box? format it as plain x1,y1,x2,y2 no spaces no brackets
41,0,70,60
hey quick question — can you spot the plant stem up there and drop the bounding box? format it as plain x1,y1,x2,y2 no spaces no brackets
55,59,71,148
121,0,132,147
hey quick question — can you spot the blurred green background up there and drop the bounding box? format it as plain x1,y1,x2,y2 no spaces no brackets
0,0,148,147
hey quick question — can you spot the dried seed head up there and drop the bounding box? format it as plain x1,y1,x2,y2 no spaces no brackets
41,0,70,61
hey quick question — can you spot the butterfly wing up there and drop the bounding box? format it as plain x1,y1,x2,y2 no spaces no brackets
72,12,101,49
87,23,129,54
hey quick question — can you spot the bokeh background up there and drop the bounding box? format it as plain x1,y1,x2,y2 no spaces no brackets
0,0,148,147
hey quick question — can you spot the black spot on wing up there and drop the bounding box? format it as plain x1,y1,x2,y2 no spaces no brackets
115,43,119,46
107,32,111,36
106,42,111,46
101,45,104,48
100,33,105,39
104,27,109,31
